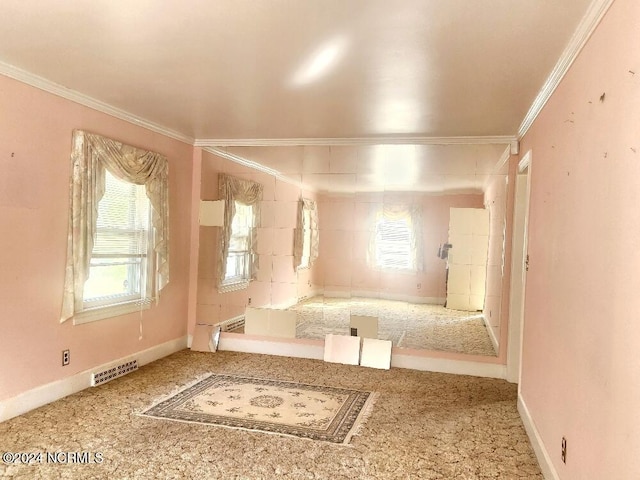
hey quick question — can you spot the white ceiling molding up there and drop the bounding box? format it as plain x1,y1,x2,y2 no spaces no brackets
517,0,615,139
0,61,194,145
493,145,513,175
194,136,516,148
483,146,512,193
202,147,317,193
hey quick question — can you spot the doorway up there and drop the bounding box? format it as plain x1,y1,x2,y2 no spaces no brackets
506,150,532,383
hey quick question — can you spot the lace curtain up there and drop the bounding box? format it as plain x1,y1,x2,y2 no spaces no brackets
367,203,424,272
60,130,169,322
293,198,319,269
217,174,263,290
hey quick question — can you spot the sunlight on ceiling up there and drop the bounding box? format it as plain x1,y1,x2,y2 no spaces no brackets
290,36,348,87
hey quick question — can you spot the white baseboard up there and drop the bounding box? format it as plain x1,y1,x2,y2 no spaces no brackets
518,393,559,480
0,336,188,423
391,352,506,379
326,289,445,305
485,318,500,353
218,333,324,360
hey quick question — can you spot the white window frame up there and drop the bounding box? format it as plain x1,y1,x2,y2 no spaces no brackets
373,214,414,271
220,200,254,292
298,207,313,270
74,173,154,324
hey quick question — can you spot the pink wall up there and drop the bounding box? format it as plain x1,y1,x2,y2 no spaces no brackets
193,150,318,331
0,74,194,401
316,192,484,300
519,0,640,477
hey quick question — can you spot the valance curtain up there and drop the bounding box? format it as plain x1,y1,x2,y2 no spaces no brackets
60,130,169,322
217,174,263,290
367,203,424,272
293,198,319,269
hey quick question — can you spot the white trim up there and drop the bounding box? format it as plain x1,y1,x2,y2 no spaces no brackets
517,0,615,139
203,147,316,193
0,336,187,423
391,353,506,379
518,149,532,173
195,136,516,147
508,150,532,384
326,290,446,305
518,393,559,480
485,319,500,354
218,333,325,360
0,63,194,145
73,299,152,325
491,145,512,174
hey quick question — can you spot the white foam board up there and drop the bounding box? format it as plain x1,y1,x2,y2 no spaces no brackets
360,338,392,370
350,315,379,339
323,334,361,365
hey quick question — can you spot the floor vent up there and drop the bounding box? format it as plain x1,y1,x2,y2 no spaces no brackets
218,315,245,332
91,360,138,387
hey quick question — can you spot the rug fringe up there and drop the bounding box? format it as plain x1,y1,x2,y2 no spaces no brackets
343,391,379,445
134,371,214,415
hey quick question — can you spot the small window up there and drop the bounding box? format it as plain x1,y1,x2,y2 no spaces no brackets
299,208,312,269
222,201,254,286
374,215,413,270
83,170,152,308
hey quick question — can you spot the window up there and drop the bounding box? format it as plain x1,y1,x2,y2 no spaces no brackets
374,214,413,270
218,174,263,292
222,201,254,286
368,204,424,272
61,130,169,324
299,208,312,268
83,170,152,308
294,198,319,270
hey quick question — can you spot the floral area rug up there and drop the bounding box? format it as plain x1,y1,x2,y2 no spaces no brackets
140,374,376,445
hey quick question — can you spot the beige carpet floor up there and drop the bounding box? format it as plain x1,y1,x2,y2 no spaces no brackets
0,350,541,479
292,296,497,356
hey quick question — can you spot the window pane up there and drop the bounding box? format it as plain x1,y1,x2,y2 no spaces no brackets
84,170,150,304
84,259,142,300
375,217,412,270
224,201,253,284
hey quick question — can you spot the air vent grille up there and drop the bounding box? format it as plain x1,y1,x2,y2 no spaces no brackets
91,360,138,387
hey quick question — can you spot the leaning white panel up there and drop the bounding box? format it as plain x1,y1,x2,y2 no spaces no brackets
269,309,297,338
323,334,361,366
350,315,379,339
360,338,392,370
244,307,270,336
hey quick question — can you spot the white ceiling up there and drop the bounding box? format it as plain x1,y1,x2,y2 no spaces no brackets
0,0,598,192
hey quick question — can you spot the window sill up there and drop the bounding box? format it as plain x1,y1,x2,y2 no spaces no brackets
73,299,153,325
372,266,420,275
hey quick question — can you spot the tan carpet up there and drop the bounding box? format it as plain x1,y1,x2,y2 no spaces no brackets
0,350,540,479
293,296,497,356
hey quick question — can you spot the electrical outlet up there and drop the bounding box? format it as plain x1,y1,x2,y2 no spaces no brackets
62,349,70,366
561,437,567,464
417,283,421,290
248,297,252,305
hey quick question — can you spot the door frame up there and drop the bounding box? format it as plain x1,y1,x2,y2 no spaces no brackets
506,150,532,383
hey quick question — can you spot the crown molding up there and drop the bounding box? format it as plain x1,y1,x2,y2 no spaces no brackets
517,0,615,139
493,145,513,175
202,147,316,193
194,136,516,147
0,61,194,145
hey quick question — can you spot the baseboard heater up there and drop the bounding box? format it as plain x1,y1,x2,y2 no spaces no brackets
91,360,139,387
